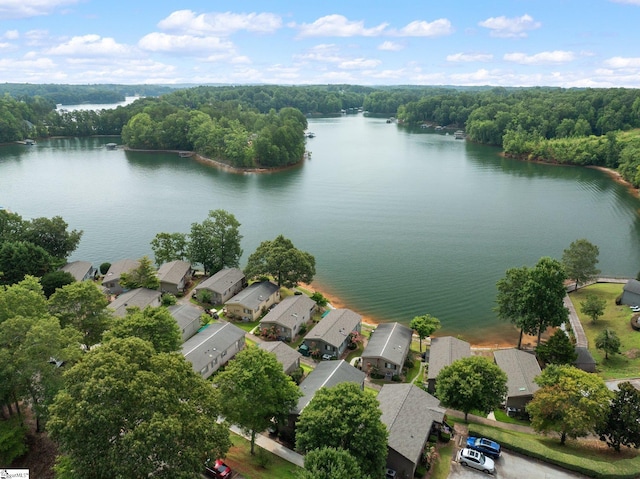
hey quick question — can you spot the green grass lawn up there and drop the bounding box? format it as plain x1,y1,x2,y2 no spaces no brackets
569,283,640,379
224,433,302,479
430,442,454,479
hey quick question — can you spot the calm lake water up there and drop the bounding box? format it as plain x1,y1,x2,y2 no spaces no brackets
2,113,640,345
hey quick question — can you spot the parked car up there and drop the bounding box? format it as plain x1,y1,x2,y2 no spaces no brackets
466,436,501,459
457,448,495,474
204,458,232,478
321,353,333,360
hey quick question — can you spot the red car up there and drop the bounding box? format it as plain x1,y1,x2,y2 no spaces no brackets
204,458,232,478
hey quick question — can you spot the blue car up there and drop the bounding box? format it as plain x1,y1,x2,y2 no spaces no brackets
466,436,501,459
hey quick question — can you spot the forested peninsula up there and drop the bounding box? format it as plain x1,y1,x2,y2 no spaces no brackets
2,83,640,183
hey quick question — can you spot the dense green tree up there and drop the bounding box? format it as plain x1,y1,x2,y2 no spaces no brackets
310,291,328,307
527,365,612,445
597,382,640,452
188,210,243,275
495,265,531,349
0,209,26,243
580,294,607,323
244,234,315,288
435,356,508,422
48,280,112,349
595,329,621,360
213,347,300,455
119,255,160,290
48,337,230,479
103,306,181,353
0,275,48,323
298,447,366,479
0,240,55,285
409,314,441,352
22,215,83,260
535,329,577,366
295,382,388,479
562,239,600,291
40,270,75,298
150,232,188,266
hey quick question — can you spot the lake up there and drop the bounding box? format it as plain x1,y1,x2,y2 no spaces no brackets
2,113,639,346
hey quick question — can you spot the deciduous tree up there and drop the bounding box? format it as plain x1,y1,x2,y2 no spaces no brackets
298,447,366,479
435,356,508,422
295,382,387,479
580,294,607,323
188,210,243,275
102,306,181,353
48,337,230,479
595,329,621,360
244,234,315,288
526,365,612,444
213,347,300,455
150,232,188,266
535,329,577,366
119,255,160,290
0,240,55,285
40,270,75,298
597,382,640,452
0,275,48,324
409,314,441,352
22,215,83,260
562,239,600,291
495,265,531,349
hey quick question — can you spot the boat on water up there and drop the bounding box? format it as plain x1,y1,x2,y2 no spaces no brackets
105,143,118,150
178,151,193,157
454,130,465,139
305,132,315,138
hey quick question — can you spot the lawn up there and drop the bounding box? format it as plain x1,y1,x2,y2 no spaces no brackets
224,433,302,479
569,283,640,379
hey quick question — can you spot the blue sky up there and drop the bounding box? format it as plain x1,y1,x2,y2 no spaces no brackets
1,0,640,87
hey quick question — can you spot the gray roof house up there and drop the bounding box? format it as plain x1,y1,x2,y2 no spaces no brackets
226,281,280,322
378,384,446,479
493,348,541,410
260,294,316,340
301,308,362,359
168,303,203,342
181,321,246,379
102,259,140,295
361,322,412,380
259,341,303,376
427,336,471,393
574,346,597,373
294,360,365,415
621,279,640,307
194,268,246,304
157,260,193,295
108,288,162,317
60,260,97,282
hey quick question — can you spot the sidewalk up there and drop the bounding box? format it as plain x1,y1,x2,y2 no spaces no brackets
229,425,305,468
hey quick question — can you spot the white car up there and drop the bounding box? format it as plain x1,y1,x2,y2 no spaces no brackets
458,447,496,474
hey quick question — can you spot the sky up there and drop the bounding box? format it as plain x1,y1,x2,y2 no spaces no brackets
1,0,640,87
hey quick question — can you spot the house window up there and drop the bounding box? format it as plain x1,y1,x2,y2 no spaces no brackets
200,365,208,375
384,362,397,370
325,345,333,351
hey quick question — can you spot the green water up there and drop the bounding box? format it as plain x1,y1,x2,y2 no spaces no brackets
2,114,639,345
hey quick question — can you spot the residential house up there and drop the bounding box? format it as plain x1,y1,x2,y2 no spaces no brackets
301,308,361,359
60,260,97,282
280,360,365,439
168,303,203,342
181,321,246,380
493,348,541,411
102,259,140,295
108,288,162,317
225,281,280,321
361,322,412,379
259,294,316,341
194,268,246,304
157,260,193,295
426,336,471,393
621,279,640,306
378,384,446,479
259,341,303,376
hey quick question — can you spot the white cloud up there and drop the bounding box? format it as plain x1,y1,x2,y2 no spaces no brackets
394,19,453,37
296,14,388,37
604,56,640,68
0,0,78,19
339,58,382,69
378,41,404,51
138,32,233,53
479,14,541,38
157,10,282,35
503,50,575,64
24,29,49,46
447,52,493,62
4,30,19,40
294,44,344,63
44,35,133,57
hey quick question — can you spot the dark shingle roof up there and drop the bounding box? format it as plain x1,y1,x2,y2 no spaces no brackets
108,288,161,317
624,279,640,295
493,349,541,399
226,281,279,310
60,260,94,281
168,303,203,331
260,294,315,329
378,384,445,464
259,341,302,374
362,322,412,366
427,336,471,380
157,260,191,285
303,309,361,348
101,259,140,286
197,268,245,294
181,321,245,373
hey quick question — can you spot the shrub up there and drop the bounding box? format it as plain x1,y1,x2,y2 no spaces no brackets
0,417,27,464
99,262,111,274
161,293,177,306
299,323,307,335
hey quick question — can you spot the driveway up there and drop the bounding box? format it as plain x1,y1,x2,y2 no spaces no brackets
448,450,589,479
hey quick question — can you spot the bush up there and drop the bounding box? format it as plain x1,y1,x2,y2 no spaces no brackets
392,374,401,382
299,323,307,335
100,262,111,274
0,417,27,465
161,293,177,306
